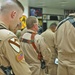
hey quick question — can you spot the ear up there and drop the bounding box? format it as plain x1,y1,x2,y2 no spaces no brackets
11,11,16,19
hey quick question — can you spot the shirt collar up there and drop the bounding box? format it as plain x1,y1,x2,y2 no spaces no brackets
26,29,37,34
0,21,8,29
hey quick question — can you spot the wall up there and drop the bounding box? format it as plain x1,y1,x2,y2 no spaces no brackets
42,8,64,28
43,8,64,15
19,0,28,17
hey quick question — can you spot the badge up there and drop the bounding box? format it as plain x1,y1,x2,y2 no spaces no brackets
16,51,24,62
54,58,58,65
8,38,20,52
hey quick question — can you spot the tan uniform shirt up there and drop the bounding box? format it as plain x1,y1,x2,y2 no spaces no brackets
55,17,75,65
19,28,27,40
41,29,57,75
0,22,31,75
21,29,51,75
41,29,57,63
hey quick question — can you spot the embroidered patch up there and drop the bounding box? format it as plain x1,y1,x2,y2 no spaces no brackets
8,38,20,52
16,51,24,62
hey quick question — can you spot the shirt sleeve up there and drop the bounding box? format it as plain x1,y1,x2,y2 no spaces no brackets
1,37,31,75
38,36,52,65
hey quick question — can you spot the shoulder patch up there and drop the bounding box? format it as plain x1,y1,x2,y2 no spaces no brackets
8,38,20,52
16,51,24,62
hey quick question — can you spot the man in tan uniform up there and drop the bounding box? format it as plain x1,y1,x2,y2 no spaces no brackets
55,13,75,75
0,0,31,75
20,16,52,75
41,22,58,75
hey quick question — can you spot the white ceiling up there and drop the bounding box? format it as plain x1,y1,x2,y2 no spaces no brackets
0,0,75,10
28,0,75,10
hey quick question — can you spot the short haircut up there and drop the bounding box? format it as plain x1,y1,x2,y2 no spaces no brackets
1,0,24,12
12,0,24,11
26,16,38,29
49,22,57,28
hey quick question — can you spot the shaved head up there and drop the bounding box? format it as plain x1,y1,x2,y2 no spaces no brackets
0,0,24,33
0,0,24,14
